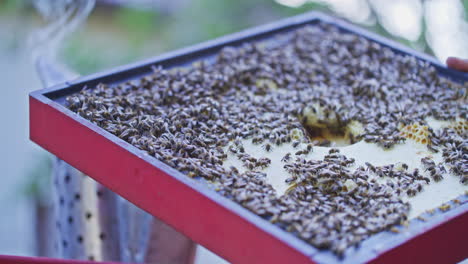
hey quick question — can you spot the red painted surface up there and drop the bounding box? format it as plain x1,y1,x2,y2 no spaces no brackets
29,97,314,264
369,211,468,264
0,255,118,264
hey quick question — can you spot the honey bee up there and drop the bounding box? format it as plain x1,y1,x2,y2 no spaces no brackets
281,153,292,162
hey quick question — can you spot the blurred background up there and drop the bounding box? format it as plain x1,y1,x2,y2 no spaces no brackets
0,0,467,262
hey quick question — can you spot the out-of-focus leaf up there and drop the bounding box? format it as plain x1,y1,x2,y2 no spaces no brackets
113,7,161,48
462,0,468,21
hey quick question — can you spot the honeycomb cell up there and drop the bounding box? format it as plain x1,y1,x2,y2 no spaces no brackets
399,123,429,144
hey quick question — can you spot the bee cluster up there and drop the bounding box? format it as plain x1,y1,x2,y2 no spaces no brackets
277,149,411,255
67,23,467,257
434,129,468,183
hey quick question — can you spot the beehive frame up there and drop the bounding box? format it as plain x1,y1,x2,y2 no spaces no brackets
29,12,468,264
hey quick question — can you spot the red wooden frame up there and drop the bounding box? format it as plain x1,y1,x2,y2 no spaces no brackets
29,94,314,263
28,12,468,264
0,255,119,264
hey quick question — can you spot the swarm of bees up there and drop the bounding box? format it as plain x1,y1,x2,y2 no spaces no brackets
67,22,467,257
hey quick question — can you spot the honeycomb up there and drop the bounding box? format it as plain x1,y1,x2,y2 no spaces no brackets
290,128,304,141
448,118,468,135
399,123,429,144
346,120,364,138
255,78,278,90
301,103,340,129
298,104,364,146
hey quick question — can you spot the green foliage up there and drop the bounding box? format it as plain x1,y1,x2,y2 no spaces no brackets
62,34,140,75
62,33,104,75
463,0,468,17
61,0,466,74
21,154,52,199
272,1,328,16
113,7,161,48
0,0,22,14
